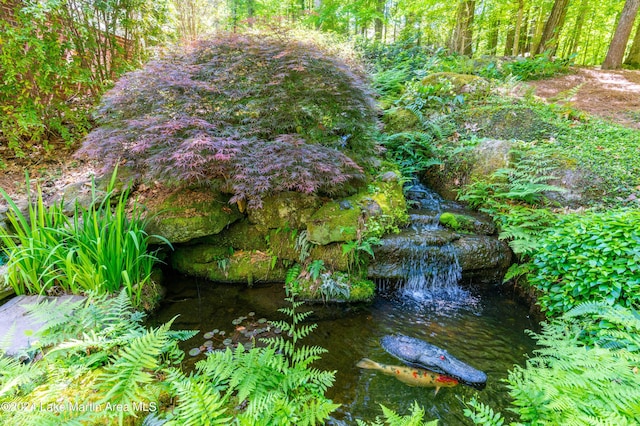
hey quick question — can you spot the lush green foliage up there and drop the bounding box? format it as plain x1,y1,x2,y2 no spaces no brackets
0,0,170,159
464,303,640,426
164,291,338,425
356,402,438,426
0,291,195,425
508,303,640,425
458,150,563,256
0,171,167,307
530,210,640,315
502,53,574,81
77,31,377,208
1,288,339,425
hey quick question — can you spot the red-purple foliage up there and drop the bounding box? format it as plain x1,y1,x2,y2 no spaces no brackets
77,33,378,207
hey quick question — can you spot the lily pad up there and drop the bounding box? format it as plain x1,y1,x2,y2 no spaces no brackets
223,338,233,346
203,340,213,347
258,318,267,324
248,312,255,317
203,332,214,339
189,348,201,357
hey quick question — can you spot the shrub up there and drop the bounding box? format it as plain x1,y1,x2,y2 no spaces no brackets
77,32,378,208
503,53,574,81
0,0,170,159
529,209,640,315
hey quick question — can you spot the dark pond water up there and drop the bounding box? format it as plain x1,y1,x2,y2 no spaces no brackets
151,275,537,425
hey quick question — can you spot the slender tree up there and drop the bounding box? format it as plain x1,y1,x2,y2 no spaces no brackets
624,16,640,67
449,0,475,55
535,0,571,55
602,0,640,69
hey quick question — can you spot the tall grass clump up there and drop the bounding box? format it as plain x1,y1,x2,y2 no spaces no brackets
0,169,169,307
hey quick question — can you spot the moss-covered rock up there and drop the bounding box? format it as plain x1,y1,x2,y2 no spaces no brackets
172,246,286,285
145,187,243,244
383,108,421,133
423,138,512,200
293,271,375,303
307,179,407,245
197,219,269,251
439,211,496,235
456,104,558,141
421,72,491,100
247,192,321,229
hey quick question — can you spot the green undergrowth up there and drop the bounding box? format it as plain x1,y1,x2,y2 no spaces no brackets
0,169,169,309
0,288,339,425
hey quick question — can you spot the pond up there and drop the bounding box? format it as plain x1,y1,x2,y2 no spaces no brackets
151,274,537,425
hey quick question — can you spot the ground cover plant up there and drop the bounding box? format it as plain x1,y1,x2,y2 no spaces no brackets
0,170,167,308
77,31,378,209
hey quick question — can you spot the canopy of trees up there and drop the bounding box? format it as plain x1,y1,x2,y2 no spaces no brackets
174,0,640,69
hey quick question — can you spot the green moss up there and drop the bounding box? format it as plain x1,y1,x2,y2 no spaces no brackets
307,177,408,244
439,212,475,233
382,108,421,133
172,246,286,285
349,278,376,302
146,188,243,244
294,271,375,303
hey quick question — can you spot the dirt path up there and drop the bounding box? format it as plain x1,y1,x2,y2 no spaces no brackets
527,67,640,129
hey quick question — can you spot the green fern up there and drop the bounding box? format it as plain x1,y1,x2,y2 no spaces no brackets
505,304,640,425
462,398,506,426
356,402,438,425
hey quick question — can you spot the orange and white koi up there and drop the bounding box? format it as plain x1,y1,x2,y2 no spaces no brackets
356,358,458,394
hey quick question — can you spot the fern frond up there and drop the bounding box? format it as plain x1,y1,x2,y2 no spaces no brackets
166,369,231,425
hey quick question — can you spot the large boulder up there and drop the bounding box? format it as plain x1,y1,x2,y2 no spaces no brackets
307,179,407,245
172,246,286,285
423,138,512,200
247,192,321,230
145,187,243,244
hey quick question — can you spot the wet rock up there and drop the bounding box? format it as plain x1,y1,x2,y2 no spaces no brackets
145,187,243,244
452,235,512,272
439,211,496,235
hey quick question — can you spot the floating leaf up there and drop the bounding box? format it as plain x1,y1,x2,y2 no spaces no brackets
223,338,232,346
203,340,213,347
189,348,201,357
258,318,267,324
203,332,214,339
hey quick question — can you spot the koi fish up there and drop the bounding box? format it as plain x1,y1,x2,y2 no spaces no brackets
356,358,458,394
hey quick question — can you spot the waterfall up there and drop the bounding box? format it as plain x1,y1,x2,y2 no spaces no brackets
390,181,475,309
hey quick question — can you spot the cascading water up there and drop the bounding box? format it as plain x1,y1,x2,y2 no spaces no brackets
376,181,477,309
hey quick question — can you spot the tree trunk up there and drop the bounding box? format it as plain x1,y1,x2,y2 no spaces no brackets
567,0,590,56
624,16,640,67
486,19,499,55
504,26,515,56
603,0,640,69
449,0,475,55
512,0,524,56
536,0,571,55
374,0,385,41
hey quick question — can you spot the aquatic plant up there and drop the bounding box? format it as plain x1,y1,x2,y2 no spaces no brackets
0,169,169,308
